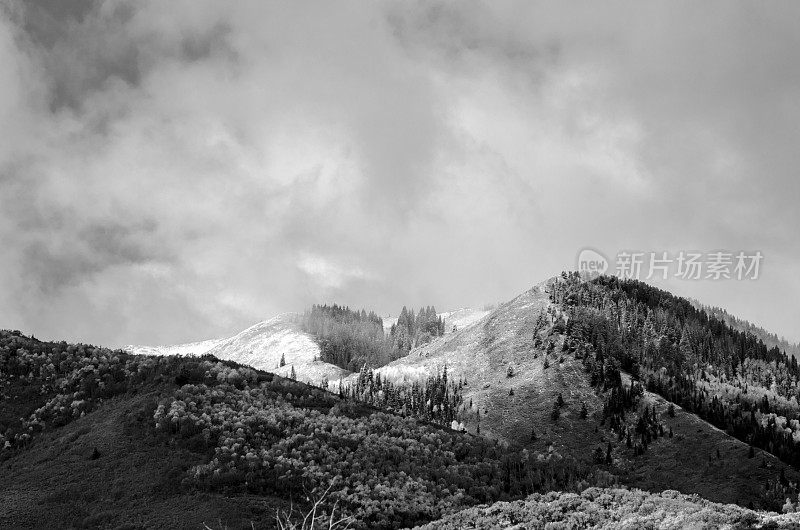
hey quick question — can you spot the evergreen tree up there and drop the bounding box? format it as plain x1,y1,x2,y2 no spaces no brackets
551,401,561,421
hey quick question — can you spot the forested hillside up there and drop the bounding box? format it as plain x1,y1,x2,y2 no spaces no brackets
0,329,610,529
551,273,800,505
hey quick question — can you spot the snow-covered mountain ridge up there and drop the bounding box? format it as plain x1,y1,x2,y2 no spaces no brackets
125,313,349,385
126,305,496,390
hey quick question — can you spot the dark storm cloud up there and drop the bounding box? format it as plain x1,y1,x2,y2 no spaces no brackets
0,0,798,347
22,219,159,293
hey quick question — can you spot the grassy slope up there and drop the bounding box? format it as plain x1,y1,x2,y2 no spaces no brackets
0,384,290,530
617,382,795,508
368,281,800,508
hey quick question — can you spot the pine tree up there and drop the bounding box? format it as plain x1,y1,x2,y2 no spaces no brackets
280,353,286,367
290,365,296,380
580,402,588,419
551,401,561,421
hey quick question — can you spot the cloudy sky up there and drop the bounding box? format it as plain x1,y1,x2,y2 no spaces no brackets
1,1,799,347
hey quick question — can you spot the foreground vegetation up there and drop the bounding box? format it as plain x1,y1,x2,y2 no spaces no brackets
415,487,800,529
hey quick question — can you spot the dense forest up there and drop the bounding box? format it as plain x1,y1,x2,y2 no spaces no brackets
297,304,396,371
390,305,445,352
550,273,800,495
298,303,444,372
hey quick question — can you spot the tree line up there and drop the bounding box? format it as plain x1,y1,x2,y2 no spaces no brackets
298,303,445,372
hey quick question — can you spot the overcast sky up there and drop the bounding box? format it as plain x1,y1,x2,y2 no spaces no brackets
1,1,799,347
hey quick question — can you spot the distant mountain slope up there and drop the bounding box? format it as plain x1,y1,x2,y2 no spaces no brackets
381,307,491,336
129,306,491,391
694,301,800,360
414,487,800,530
126,314,350,385
126,338,221,357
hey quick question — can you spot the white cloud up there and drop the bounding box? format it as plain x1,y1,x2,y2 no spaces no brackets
297,253,376,291
0,1,799,346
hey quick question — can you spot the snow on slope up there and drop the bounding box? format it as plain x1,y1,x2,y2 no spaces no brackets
125,314,350,386
381,307,491,336
343,296,521,388
127,305,494,390
126,338,222,357
440,307,491,333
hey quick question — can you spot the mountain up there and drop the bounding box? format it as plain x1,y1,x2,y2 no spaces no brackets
127,314,350,386
6,274,800,527
346,276,800,508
